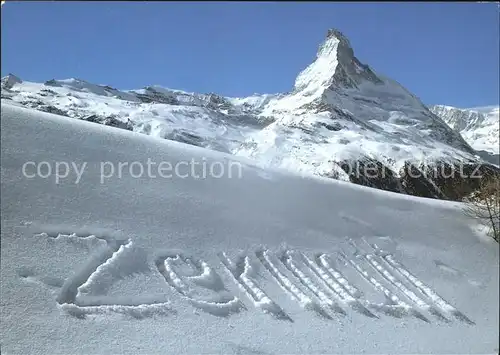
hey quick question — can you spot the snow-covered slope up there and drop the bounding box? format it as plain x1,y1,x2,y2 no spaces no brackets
430,105,499,156
2,29,497,200
1,103,498,354
1,76,274,154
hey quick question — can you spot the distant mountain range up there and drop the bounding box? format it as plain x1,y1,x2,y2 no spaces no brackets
430,105,499,165
2,28,498,200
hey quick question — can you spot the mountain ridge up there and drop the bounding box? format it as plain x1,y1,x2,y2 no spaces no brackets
2,28,498,200
430,104,499,155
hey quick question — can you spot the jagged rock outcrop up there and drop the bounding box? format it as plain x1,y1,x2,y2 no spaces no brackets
336,157,500,201
135,87,179,105
80,114,133,131
1,73,22,90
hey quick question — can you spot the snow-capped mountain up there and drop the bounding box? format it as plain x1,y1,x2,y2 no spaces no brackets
235,29,476,177
2,29,498,200
430,105,499,157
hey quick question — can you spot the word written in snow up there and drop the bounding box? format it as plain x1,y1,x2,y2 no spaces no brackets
33,232,474,324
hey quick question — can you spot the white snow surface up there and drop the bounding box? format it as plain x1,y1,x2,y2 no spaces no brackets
431,104,500,155
1,103,499,354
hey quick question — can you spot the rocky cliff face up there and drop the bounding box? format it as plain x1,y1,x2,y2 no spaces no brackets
430,105,499,157
2,29,498,201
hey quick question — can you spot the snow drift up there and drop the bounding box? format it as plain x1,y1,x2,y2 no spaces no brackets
1,103,498,354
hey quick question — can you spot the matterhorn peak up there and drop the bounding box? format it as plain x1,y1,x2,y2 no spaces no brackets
319,28,353,57
326,28,349,41
293,28,382,95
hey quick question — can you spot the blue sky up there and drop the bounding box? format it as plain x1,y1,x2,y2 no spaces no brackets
1,2,498,107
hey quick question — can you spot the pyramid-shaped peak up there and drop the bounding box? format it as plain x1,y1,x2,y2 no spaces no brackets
326,28,352,45
316,28,354,57
294,28,382,94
